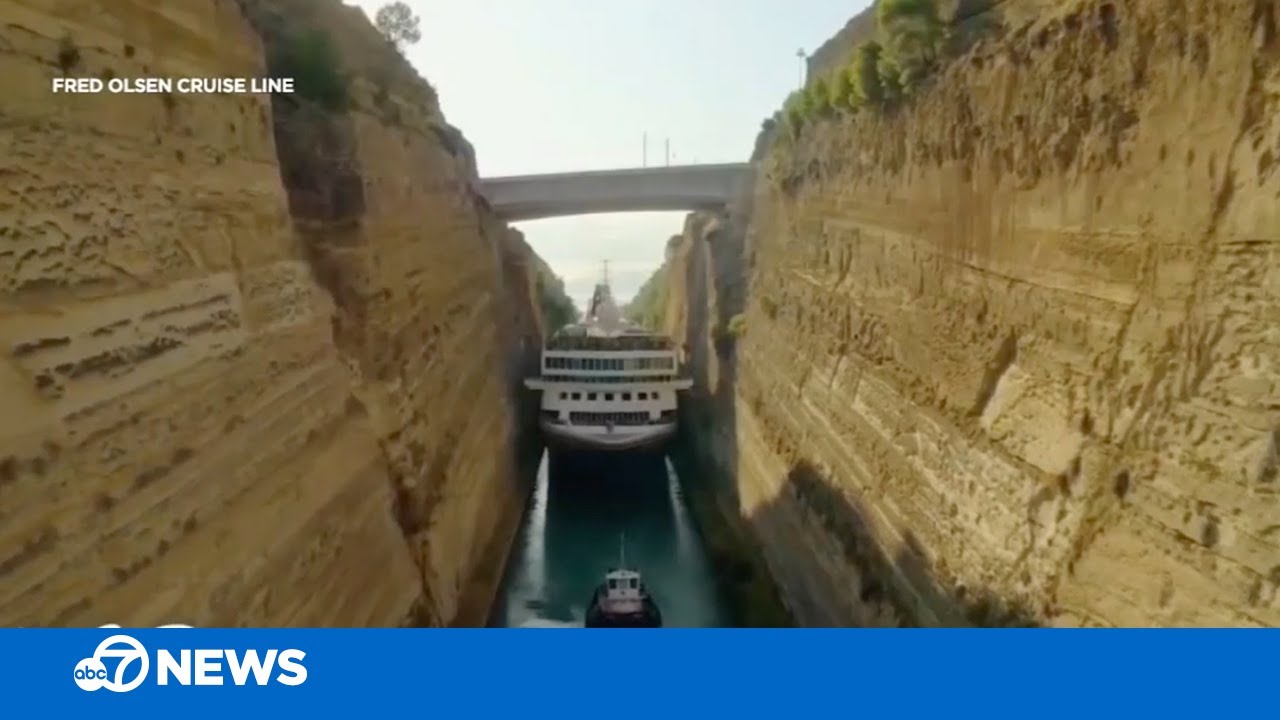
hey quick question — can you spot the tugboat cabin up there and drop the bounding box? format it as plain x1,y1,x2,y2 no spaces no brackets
602,569,644,615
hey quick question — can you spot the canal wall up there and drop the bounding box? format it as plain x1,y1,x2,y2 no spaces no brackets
659,211,793,627
0,0,548,626
667,0,1280,626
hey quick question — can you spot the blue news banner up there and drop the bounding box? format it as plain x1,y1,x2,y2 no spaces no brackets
0,629,1272,718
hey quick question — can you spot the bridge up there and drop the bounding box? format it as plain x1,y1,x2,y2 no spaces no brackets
478,163,752,221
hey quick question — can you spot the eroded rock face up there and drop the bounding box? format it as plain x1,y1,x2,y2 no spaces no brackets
677,0,1279,626
0,0,538,626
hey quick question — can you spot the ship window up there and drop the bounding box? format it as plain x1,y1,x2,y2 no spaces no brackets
560,392,567,399
587,393,597,401
572,392,581,400
608,579,617,589
629,578,638,589
622,392,632,401
637,392,647,400
605,393,614,401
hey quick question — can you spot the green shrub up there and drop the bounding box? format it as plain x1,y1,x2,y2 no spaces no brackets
827,65,857,113
783,90,807,134
624,266,668,331
537,273,579,334
727,313,747,338
274,30,349,111
878,52,905,103
807,76,833,116
851,41,886,106
877,0,945,94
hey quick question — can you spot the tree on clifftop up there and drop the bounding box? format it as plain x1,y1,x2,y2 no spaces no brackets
375,2,422,52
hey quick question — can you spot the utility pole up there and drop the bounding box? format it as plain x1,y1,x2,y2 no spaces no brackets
796,48,807,89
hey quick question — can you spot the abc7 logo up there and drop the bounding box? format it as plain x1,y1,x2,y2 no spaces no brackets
73,635,149,692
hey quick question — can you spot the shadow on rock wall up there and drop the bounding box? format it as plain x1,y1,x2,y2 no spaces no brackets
756,459,1041,627
676,162,1036,627
671,183,796,627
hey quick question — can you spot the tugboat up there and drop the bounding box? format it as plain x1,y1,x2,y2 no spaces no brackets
584,538,663,628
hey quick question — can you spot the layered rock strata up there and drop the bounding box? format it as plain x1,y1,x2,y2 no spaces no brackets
674,0,1279,627
0,0,538,626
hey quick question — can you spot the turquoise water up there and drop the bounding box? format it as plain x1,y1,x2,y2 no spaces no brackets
490,451,731,628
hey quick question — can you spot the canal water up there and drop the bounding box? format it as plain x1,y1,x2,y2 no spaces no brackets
489,451,731,627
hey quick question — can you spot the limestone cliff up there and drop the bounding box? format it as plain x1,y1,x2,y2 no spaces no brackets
0,0,540,626
675,0,1280,627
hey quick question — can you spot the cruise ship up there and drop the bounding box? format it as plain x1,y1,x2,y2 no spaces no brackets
524,270,692,454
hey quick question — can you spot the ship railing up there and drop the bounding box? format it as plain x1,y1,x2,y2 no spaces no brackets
546,337,674,352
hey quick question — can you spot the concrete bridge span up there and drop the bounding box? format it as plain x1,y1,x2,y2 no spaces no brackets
478,163,752,221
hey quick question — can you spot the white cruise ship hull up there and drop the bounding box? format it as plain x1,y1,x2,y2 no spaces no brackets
539,419,676,453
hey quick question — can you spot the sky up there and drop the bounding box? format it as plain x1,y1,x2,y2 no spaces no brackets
344,0,870,309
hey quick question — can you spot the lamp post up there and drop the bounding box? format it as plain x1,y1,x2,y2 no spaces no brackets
796,48,807,89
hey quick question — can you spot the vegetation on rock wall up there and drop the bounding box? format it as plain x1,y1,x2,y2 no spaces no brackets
780,0,985,137
727,313,747,338
273,29,350,111
625,235,685,330
534,266,578,335
625,264,669,330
